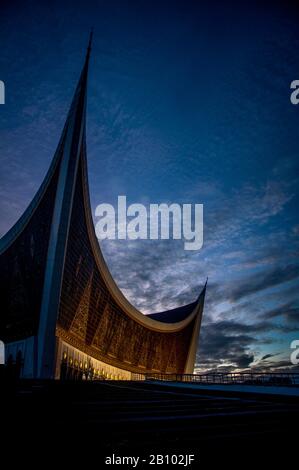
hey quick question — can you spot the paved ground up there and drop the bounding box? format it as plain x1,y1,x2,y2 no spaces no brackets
4,380,298,466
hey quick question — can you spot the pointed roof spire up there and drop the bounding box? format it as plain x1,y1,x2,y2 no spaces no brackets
81,29,93,73
87,29,93,56
83,30,93,73
70,31,93,105
37,36,94,377
0,34,93,256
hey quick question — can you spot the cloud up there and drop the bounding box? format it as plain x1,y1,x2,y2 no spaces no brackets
229,264,299,302
195,319,256,371
251,360,299,373
262,302,299,323
261,353,279,361
194,315,299,372
101,238,206,313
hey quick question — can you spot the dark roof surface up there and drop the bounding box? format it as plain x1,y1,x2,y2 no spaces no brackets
147,300,198,323
147,283,207,323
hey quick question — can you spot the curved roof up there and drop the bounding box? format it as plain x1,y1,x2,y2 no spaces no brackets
147,300,198,323
81,144,205,332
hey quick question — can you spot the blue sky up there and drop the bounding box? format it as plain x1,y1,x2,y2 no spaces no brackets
0,0,299,371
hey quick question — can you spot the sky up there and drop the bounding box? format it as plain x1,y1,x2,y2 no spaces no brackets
0,0,299,372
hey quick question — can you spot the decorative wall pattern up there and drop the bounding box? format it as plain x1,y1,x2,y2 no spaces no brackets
0,160,61,342
57,159,196,374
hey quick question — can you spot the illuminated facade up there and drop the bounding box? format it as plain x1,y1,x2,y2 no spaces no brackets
0,36,206,380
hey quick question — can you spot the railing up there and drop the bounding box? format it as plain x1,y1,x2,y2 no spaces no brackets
132,372,299,387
